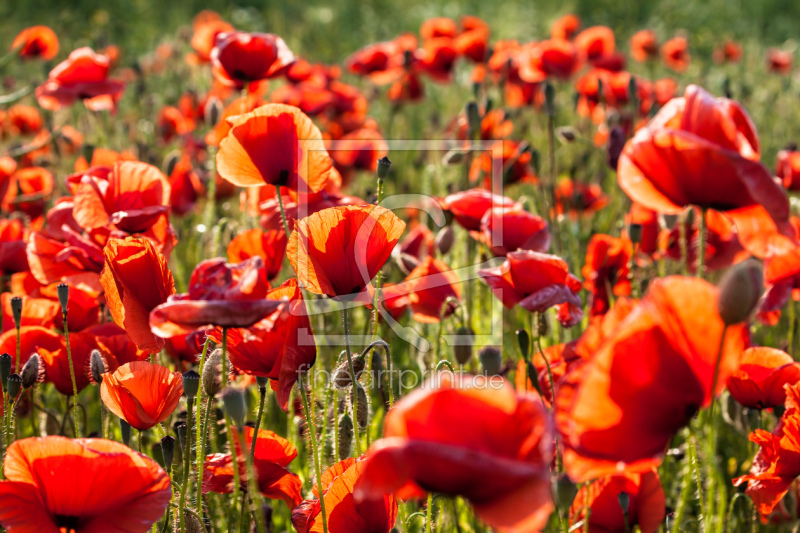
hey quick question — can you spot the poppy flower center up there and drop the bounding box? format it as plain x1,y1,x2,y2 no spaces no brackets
54,514,81,531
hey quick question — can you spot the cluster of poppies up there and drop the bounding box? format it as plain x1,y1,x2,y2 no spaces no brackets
3,9,800,533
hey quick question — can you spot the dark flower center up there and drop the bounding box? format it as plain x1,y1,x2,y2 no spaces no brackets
54,514,81,531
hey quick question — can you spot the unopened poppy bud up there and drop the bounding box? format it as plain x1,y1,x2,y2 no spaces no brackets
338,413,353,461
163,150,181,177
256,376,269,391
516,329,530,359
21,354,41,389
351,385,369,428
618,491,630,514
205,96,222,127
203,349,222,397
120,419,132,447
182,370,200,400
393,252,420,275
466,101,481,137
175,421,187,450
453,327,475,365
222,388,246,427
544,82,556,117
717,260,763,326
0,353,11,391
56,283,69,314
10,297,22,329
628,223,643,244
377,156,391,180
556,127,577,143
552,473,578,510
90,350,106,384
160,435,175,471
333,353,365,389
6,373,21,400
435,226,455,255
442,150,467,166
606,126,626,171
183,510,203,533
479,346,502,376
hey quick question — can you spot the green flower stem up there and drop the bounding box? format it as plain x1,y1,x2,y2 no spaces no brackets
62,311,80,437
299,371,328,533
178,397,194,533
342,306,362,455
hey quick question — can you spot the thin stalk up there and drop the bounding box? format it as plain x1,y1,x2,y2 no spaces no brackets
238,427,267,533
14,326,20,373
178,397,194,533
697,207,707,278
220,328,228,389
195,336,212,517
250,385,267,460
223,411,242,529
426,492,434,533
276,184,291,237
342,307,362,455
62,312,80,437
680,210,690,276
298,371,329,533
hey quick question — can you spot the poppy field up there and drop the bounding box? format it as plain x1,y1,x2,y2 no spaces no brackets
4,0,800,532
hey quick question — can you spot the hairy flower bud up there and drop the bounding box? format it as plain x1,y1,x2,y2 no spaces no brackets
333,353,365,389
90,350,106,384
435,226,455,256
20,354,42,389
351,385,369,428
478,346,502,376
338,413,354,461
377,156,392,180
717,260,763,326
516,329,530,360
203,349,223,397
453,327,475,365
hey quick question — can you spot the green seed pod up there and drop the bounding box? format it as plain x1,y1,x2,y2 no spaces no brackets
628,223,643,245
222,388,246,427
256,376,269,391
333,354,365,389
453,327,475,365
160,435,175,472
618,491,630,514
0,353,11,391
10,297,23,329
6,373,22,400
377,156,392,179
338,413,354,461
182,370,200,400
552,473,578,511
56,283,69,314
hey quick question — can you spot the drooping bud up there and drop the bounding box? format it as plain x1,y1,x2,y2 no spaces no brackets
377,156,392,180
0,353,11,391
6,373,22,400
453,327,475,365
333,354,365,389
222,387,246,427
516,329,530,360
90,350,106,384
351,385,369,428
120,419,132,447
393,252,420,275
556,127,577,144
478,346,502,376
338,413,354,461
160,435,175,472
552,473,578,511
183,510,203,533
202,349,222,397
466,101,481,138
56,283,69,314
182,370,200,400
205,96,222,128
10,297,22,329
20,354,42,388
442,150,467,166
435,226,455,255
717,260,763,326
163,150,181,177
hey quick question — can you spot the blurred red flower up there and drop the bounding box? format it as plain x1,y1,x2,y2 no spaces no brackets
11,26,59,60
551,15,581,41
661,36,690,72
479,205,550,257
727,347,800,409
630,30,659,62
211,31,294,89
441,188,518,232
190,10,234,63
0,218,28,275
403,256,461,323
766,49,793,75
582,234,632,317
227,228,287,281
35,47,125,112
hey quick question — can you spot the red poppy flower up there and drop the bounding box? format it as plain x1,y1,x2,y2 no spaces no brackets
287,205,406,301
204,92,264,147
776,147,800,190
168,157,204,216
420,17,457,40
11,26,59,60
661,37,690,72
441,189,518,232
630,30,659,62
36,330,95,395
479,206,550,257
259,190,365,233
100,237,176,353
0,293,59,333
86,323,149,372
207,278,315,410
758,245,800,325
0,326,62,374
73,147,137,175
478,250,584,327
387,72,425,103
355,372,554,533
0,436,170,532
551,14,581,41
72,161,171,235
582,234,633,317
400,256,461,323
293,457,398,533
714,40,743,64
734,383,800,520
517,39,580,82
25,225,106,297
150,256,284,337
157,105,195,142
575,26,616,64
766,49,793,75
35,47,125,112
0,218,28,275
227,228,287,281
100,361,182,430
617,85,789,229
570,469,666,533
6,105,43,136
2,167,54,222
454,17,490,63
626,203,660,259
216,103,334,193
661,208,749,273
554,178,608,218
211,31,294,88
416,38,459,82
727,347,800,409
203,426,303,507
556,276,750,482
190,11,234,63
394,222,435,260
345,34,417,84
515,342,579,405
